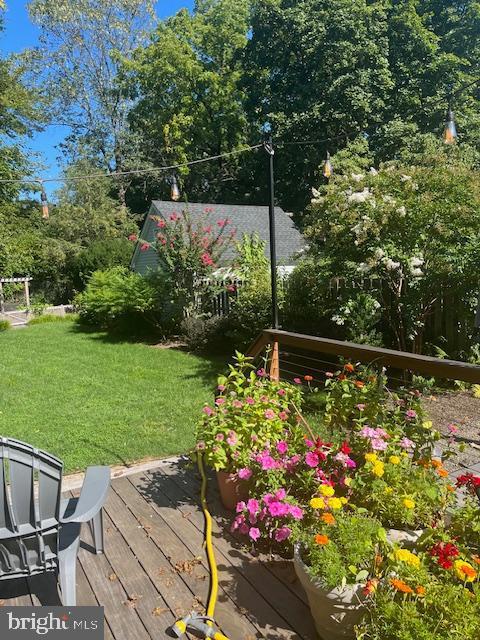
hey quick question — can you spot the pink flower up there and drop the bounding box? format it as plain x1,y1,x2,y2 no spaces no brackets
216,218,227,228
306,452,320,468
157,219,166,228
285,454,301,472
128,233,137,242
360,426,377,438
260,395,269,403
238,468,252,481
288,505,304,520
400,437,415,449
245,396,255,405
196,441,205,450
356,403,365,411
264,409,276,420
233,400,243,409
217,384,226,392
169,213,179,221
293,377,302,384
140,243,149,251
268,501,289,517
325,372,334,378
239,522,249,535
278,389,286,396
215,397,225,406
247,499,259,516
259,454,277,470
274,526,292,542
305,439,314,448
215,433,224,441
276,441,288,455
236,502,246,513
230,513,245,531
201,252,215,267
371,438,388,451
448,424,458,434
249,527,260,541
275,488,287,500
257,368,267,377
406,409,417,420
278,411,288,421
227,430,238,446
203,406,214,416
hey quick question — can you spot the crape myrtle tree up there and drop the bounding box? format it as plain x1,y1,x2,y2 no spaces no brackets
301,139,480,354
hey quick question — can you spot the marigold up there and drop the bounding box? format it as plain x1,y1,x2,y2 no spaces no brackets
454,560,477,582
304,375,313,382
389,455,400,465
394,549,420,567
344,363,355,372
390,578,413,594
365,452,378,463
354,380,365,389
431,459,442,469
437,468,449,478
372,462,384,477
403,498,415,509
321,513,336,525
314,534,330,545
319,484,335,497
472,555,480,566
310,497,325,509
328,497,343,510
446,484,455,492
416,585,426,596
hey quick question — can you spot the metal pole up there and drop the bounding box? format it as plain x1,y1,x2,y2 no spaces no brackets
264,136,279,328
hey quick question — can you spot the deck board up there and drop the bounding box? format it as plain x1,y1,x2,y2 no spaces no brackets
0,457,316,640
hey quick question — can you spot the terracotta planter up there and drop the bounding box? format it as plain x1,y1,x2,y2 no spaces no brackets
294,545,366,640
386,528,424,548
216,471,248,510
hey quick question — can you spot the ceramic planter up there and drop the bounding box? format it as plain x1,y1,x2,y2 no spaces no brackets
216,470,248,510
293,545,366,640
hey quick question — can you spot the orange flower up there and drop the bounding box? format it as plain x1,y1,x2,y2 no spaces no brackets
416,585,426,596
431,459,442,469
354,380,365,389
391,578,413,594
314,534,330,545
321,513,336,525
472,556,480,566
417,458,431,468
344,363,355,373
363,578,378,595
437,468,449,478
338,374,346,381
374,554,383,567
446,484,455,492
304,375,313,382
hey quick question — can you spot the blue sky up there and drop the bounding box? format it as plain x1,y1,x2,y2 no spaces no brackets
1,1,194,196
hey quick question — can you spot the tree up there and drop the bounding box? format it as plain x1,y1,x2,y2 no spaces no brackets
27,0,155,204
301,141,480,354
124,0,251,205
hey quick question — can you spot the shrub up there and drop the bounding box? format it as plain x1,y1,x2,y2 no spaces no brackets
0,319,11,331
180,315,227,352
75,267,157,332
67,237,133,291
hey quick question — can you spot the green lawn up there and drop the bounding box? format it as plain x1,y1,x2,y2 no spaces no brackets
0,322,224,472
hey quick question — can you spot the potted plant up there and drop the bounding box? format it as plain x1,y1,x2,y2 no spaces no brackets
292,512,386,640
195,353,302,509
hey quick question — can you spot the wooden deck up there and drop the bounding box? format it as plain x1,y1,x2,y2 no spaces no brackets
0,457,318,640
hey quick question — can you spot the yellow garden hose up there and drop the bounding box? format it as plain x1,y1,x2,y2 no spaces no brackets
171,453,230,640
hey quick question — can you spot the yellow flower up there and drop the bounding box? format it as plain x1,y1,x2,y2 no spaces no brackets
344,477,352,487
339,497,348,505
389,455,400,465
394,549,420,567
384,487,393,494
372,462,384,477
328,497,343,510
403,498,415,509
319,484,335,497
365,452,378,463
422,420,433,430
454,560,477,583
310,497,325,509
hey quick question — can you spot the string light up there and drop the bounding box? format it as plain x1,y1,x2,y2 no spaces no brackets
39,181,49,219
170,175,181,201
322,151,333,178
443,108,457,145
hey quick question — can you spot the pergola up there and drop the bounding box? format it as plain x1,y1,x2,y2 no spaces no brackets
0,276,32,313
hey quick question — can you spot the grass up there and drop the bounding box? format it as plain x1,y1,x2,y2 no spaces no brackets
0,323,225,472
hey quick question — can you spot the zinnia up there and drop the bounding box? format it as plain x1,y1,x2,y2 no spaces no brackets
390,578,413,594
454,560,477,582
319,484,335,497
321,513,336,525
403,498,415,509
314,534,329,545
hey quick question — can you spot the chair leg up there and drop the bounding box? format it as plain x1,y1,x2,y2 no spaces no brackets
59,551,77,606
91,510,104,554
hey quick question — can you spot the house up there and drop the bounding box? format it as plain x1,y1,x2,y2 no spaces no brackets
130,201,304,275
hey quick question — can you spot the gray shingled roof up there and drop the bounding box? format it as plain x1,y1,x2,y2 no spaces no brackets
131,201,304,274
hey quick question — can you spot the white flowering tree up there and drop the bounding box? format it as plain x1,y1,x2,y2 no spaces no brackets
303,152,480,354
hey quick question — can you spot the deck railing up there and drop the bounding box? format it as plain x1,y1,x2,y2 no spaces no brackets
247,329,480,385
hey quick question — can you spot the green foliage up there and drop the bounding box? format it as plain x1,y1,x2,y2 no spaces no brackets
297,512,385,590
0,319,11,331
66,237,133,291
75,266,156,332
302,147,480,353
27,313,76,325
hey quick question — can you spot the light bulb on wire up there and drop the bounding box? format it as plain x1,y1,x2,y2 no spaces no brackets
322,151,333,178
39,181,49,219
443,108,457,145
170,175,181,201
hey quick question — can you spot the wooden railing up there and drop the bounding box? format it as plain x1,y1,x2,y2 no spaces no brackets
247,329,480,384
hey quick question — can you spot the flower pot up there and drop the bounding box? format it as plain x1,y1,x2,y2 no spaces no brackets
386,528,424,548
216,471,248,510
293,545,366,640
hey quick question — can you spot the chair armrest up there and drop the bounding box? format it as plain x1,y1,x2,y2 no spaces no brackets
61,466,110,524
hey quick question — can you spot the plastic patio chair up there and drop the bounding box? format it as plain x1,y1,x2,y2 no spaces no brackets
0,437,110,606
